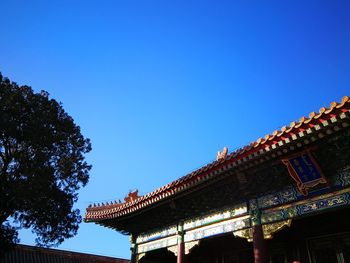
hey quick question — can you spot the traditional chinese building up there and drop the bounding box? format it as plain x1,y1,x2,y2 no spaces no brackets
2,244,130,263
85,96,350,263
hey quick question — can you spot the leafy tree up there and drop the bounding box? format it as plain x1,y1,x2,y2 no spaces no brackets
0,73,91,256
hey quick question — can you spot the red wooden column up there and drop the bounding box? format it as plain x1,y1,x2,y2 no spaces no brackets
250,199,268,263
130,234,137,263
252,224,268,263
177,222,185,263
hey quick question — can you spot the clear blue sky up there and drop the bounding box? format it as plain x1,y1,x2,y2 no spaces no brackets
1,0,349,259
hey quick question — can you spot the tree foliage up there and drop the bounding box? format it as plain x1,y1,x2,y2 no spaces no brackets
0,73,91,255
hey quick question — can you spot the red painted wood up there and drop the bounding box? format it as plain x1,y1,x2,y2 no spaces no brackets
177,239,185,263
253,225,268,263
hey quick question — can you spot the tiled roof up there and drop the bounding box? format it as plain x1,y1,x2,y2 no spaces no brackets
85,96,350,222
1,244,129,263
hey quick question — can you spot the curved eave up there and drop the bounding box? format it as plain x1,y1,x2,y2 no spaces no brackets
85,96,350,224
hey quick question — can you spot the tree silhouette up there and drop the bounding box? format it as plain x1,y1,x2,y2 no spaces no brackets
0,73,91,256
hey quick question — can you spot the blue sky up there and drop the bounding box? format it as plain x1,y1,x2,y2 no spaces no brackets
1,0,349,259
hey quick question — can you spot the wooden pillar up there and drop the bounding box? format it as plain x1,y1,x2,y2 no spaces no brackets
177,222,185,263
291,245,301,263
177,239,185,263
130,234,137,263
250,200,268,263
252,224,268,263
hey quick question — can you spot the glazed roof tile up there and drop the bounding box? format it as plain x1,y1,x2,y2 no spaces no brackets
85,96,350,222
2,244,129,263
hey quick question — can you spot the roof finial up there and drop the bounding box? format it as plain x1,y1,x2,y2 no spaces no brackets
124,190,139,203
216,146,228,161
